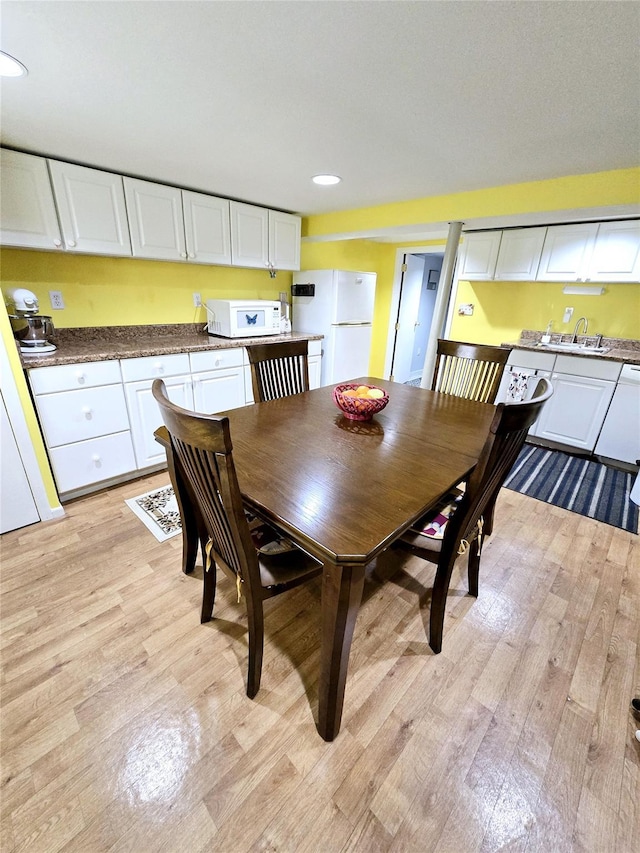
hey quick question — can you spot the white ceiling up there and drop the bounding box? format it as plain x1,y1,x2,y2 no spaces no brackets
1,0,639,224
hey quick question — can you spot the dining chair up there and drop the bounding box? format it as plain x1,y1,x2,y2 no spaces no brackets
152,379,322,698
431,339,511,404
246,339,309,403
396,376,553,653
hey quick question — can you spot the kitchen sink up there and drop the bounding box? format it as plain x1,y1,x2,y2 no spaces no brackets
536,342,610,354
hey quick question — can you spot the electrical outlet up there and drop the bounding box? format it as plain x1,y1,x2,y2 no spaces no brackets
193,293,202,307
458,303,474,316
49,290,65,310
279,291,288,303
563,307,574,323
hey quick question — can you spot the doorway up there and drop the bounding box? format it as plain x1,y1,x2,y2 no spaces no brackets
385,250,445,384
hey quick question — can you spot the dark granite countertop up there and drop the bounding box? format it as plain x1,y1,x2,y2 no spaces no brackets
18,324,324,369
503,330,640,366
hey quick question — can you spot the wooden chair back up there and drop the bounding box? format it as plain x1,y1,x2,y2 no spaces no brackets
441,377,553,562
246,339,309,402
152,379,262,600
408,376,554,653
431,339,511,403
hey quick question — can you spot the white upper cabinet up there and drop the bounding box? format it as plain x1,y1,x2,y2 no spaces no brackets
587,220,640,282
0,150,62,250
124,177,187,261
230,201,270,268
269,210,301,271
536,223,599,281
458,231,502,280
537,221,640,282
182,190,231,265
494,227,546,280
48,160,132,256
230,201,301,270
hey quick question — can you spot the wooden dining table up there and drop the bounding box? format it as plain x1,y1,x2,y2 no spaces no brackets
157,377,496,740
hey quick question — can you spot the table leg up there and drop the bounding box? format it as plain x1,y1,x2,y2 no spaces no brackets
317,562,366,741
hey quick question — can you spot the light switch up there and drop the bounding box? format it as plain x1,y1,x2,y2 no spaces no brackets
563,307,574,323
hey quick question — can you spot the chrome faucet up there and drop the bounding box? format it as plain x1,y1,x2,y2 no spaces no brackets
572,316,588,343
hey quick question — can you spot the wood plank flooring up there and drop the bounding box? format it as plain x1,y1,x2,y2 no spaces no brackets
1,472,638,852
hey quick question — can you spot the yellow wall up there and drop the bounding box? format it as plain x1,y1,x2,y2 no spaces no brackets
0,249,292,328
304,167,640,239
449,280,640,345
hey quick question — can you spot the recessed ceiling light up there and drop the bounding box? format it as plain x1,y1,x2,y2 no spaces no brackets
312,174,341,186
0,51,28,77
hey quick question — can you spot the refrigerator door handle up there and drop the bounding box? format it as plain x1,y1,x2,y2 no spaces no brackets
332,322,372,327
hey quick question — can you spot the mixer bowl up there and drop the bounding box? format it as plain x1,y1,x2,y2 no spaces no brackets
9,314,55,345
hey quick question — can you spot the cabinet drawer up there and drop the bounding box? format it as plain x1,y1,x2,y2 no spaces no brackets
29,360,122,394
190,347,243,372
619,363,640,385
553,355,621,382
49,431,136,494
308,339,322,357
120,353,190,382
506,350,556,371
36,384,130,447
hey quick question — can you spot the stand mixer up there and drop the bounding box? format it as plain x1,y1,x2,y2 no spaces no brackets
5,288,57,354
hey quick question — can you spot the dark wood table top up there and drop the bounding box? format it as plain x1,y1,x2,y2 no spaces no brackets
224,377,496,566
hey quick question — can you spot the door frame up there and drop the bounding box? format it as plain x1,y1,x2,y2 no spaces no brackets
383,244,447,380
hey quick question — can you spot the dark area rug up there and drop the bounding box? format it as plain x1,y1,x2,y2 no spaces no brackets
504,445,639,534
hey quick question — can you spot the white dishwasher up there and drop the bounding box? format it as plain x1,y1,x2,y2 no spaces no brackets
594,363,640,465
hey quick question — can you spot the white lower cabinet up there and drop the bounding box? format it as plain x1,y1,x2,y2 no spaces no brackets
190,349,246,413
502,354,620,453
594,364,640,464
124,375,193,468
28,360,136,497
535,373,616,450
29,340,319,499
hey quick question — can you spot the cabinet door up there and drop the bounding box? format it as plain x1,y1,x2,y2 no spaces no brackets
124,177,187,261
587,220,640,282
268,210,301,271
192,367,246,414
125,375,193,468
230,201,269,268
458,232,502,280
594,382,640,464
308,355,322,390
48,160,132,255
494,227,546,280
183,190,231,265
536,223,598,281
0,149,62,250
535,372,616,451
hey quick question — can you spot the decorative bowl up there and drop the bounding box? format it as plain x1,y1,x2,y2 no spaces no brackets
333,383,389,421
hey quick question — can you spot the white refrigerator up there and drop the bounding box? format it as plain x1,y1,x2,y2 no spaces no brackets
292,269,377,386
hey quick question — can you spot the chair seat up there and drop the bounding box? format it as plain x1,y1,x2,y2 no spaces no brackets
246,512,322,590
400,491,463,555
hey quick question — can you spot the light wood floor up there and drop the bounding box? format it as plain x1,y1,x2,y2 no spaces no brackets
1,471,639,852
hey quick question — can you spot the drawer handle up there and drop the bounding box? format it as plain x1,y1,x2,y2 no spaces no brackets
82,406,93,417
92,454,102,468
153,362,165,373
75,370,86,383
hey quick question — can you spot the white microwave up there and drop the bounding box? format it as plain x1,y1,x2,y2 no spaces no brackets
206,299,281,338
